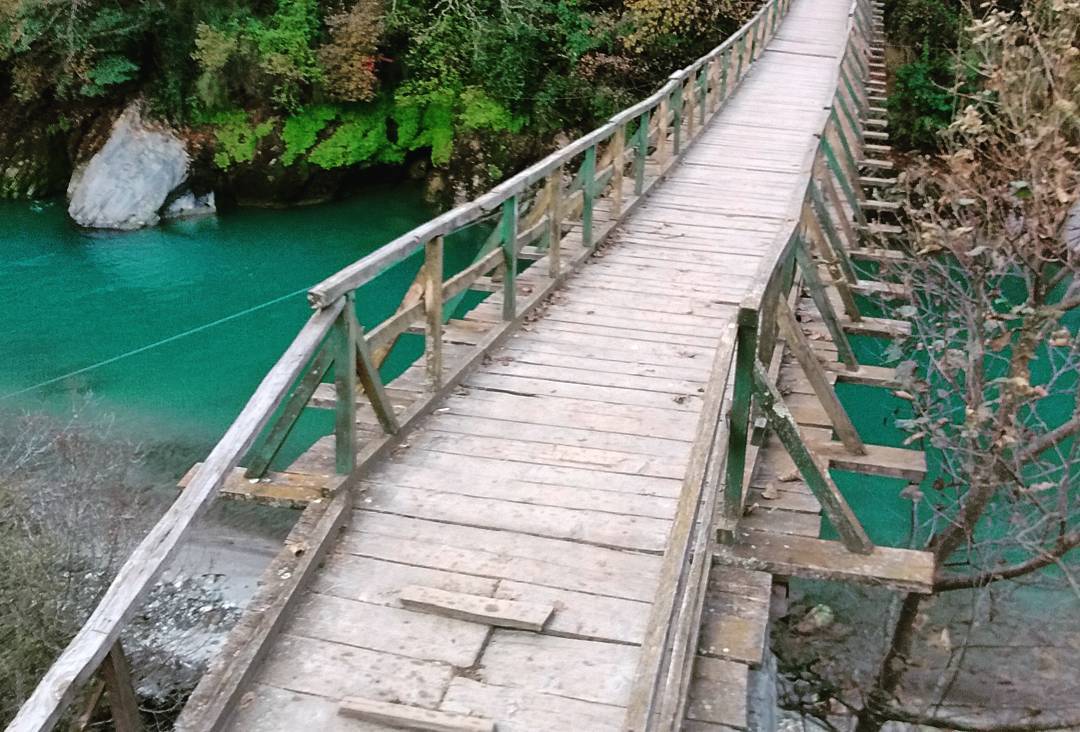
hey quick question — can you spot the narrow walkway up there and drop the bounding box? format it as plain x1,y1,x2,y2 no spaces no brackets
223,0,855,728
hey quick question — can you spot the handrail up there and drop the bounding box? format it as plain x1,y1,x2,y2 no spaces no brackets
624,0,878,726
307,0,781,309
4,0,894,729
9,1,796,729
8,300,345,732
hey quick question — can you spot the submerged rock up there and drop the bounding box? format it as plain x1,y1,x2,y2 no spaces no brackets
67,104,190,230
163,190,217,220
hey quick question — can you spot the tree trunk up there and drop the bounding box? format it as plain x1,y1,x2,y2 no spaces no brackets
854,593,924,732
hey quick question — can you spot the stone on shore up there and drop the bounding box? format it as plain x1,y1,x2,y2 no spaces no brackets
67,104,190,230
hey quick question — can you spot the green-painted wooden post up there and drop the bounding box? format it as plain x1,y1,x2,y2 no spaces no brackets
635,111,648,195
723,313,758,527
735,35,746,81
808,179,859,285
750,362,873,554
245,345,334,479
792,238,859,369
697,67,707,126
333,293,358,475
547,168,562,277
834,90,865,158
720,50,730,101
820,136,864,224
580,147,596,250
501,195,519,318
672,82,683,156
839,65,868,122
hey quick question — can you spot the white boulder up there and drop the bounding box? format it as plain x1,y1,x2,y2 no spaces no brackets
67,104,190,230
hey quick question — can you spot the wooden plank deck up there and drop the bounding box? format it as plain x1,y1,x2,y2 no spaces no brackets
197,0,862,729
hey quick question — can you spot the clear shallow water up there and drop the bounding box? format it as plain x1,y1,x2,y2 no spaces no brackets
0,187,448,461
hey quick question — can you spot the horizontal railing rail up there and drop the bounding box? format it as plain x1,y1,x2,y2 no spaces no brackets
10,0,797,729
624,0,886,726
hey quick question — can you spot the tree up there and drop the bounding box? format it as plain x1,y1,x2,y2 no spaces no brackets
851,2,1080,729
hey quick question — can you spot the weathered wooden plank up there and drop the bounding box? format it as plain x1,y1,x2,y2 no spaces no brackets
440,678,624,732
258,634,453,709
494,580,649,645
341,514,662,602
409,431,687,481
312,553,497,609
339,697,494,732
812,440,928,480
381,448,683,497
365,461,676,517
717,528,935,593
361,483,670,553
479,631,638,706
289,592,490,667
179,464,343,508
399,585,554,631
686,657,749,729
424,410,691,458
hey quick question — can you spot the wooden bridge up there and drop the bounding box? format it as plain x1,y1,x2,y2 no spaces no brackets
10,0,935,729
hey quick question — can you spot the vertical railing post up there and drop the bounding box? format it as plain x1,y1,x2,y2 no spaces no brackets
708,55,721,111
657,96,670,170
611,124,625,216
720,49,730,102
101,641,141,732
697,66,707,126
581,146,596,249
546,168,562,277
723,312,758,529
501,195,518,319
635,110,649,195
686,74,696,140
334,292,357,475
423,236,444,389
671,78,684,157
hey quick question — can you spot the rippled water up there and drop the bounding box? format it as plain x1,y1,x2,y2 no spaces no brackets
0,187,446,460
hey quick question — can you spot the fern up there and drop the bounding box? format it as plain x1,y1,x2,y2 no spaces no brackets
207,111,275,169
281,105,339,165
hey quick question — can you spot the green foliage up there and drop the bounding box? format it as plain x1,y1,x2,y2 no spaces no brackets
888,47,957,150
80,55,140,98
204,111,275,169
0,0,154,102
281,105,339,165
882,0,971,150
308,104,389,168
0,0,749,194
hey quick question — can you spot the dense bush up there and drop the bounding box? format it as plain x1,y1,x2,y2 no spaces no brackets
0,0,754,196
881,0,981,151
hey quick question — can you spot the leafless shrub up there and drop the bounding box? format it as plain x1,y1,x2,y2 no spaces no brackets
0,409,238,728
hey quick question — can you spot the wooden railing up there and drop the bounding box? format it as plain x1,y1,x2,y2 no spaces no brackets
8,0,793,729
624,0,887,726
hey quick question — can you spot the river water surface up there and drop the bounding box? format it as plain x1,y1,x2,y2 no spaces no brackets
0,186,443,452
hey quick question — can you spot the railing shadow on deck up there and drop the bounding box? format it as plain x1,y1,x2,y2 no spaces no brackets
7,0,796,729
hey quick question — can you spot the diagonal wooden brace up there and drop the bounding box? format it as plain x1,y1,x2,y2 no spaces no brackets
775,298,866,455
751,362,874,554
